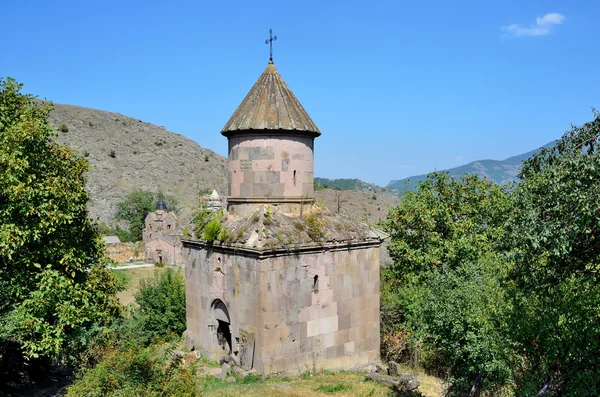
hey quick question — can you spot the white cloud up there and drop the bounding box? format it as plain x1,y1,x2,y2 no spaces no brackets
537,13,566,26
501,12,565,38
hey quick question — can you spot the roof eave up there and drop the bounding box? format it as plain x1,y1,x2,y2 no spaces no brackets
221,128,321,138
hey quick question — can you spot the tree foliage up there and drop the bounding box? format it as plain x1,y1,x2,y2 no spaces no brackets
383,112,600,396
506,110,600,395
114,189,180,241
134,269,186,343
0,77,123,362
382,173,513,394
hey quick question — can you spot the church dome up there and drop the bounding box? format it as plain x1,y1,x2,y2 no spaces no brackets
221,61,320,137
156,199,168,211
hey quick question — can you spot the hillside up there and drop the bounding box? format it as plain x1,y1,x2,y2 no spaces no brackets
315,177,396,193
49,103,228,224
315,189,401,265
388,140,557,191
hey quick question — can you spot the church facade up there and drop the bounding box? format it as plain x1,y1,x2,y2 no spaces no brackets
183,58,381,374
143,199,183,266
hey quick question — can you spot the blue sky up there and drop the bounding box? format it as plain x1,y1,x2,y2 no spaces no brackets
3,0,598,186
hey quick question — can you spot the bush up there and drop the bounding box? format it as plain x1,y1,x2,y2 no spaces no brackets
67,341,200,397
109,150,116,158
134,269,186,344
306,211,326,241
58,123,69,132
203,217,221,242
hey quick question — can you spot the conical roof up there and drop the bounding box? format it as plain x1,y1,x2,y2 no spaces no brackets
221,61,320,136
156,199,168,211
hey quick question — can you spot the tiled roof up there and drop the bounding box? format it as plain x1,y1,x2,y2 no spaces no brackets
221,61,320,136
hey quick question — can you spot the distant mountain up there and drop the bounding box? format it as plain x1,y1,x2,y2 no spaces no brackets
314,177,395,193
387,141,557,192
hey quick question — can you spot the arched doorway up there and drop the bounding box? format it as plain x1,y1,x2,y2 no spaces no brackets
211,300,232,355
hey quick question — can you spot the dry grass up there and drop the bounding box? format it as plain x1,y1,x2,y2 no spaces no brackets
113,266,168,305
200,369,444,397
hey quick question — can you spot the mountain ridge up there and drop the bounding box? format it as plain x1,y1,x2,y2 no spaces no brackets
387,140,557,191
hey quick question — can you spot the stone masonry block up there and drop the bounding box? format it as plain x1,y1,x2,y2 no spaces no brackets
244,171,255,183
239,183,252,198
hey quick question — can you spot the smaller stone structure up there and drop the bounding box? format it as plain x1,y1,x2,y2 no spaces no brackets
102,235,121,245
201,189,224,212
143,199,183,266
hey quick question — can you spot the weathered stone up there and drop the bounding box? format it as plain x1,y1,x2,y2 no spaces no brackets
233,366,248,378
225,376,236,383
171,350,185,364
182,330,194,351
365,372,399,388
365,372,420,392
220,363,230,380
397,373,420,391
388,361,401,376
375,363,388,374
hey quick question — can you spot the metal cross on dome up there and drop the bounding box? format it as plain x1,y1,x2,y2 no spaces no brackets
265,29,277,62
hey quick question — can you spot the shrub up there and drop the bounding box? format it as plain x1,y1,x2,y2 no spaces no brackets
134,269,186,343
217,227,230,242
66,341,200,396
306,211,326,241
58,123,69,132
109,150,116,158
83,150,90,157
203,218,221,242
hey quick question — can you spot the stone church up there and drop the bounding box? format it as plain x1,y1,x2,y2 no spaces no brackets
183,57,382,374
143,199,183,266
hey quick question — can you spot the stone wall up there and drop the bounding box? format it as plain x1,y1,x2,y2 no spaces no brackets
146,237,184,267
105,242,145,263
257,245,380,374
228,134,314,201
184,245,260,366
184,241,380,374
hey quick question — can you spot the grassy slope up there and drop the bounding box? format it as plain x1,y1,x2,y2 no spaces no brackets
113,266,168,305
200,369,444,397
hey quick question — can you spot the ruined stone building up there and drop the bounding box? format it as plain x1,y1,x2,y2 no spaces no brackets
183,59,382,374
143,199,184,266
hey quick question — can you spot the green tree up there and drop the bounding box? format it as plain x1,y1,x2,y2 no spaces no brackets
0,77,124,362
134,269,186,343
506,111,600,396
115,189,180,241
382,173,513,394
